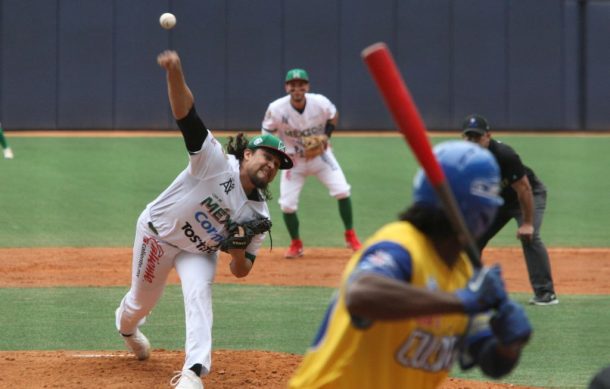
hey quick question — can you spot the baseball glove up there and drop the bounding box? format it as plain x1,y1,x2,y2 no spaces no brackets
302,135,328,159
220,217,272,252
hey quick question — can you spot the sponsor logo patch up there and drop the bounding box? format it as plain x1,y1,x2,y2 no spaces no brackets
136,236,165,283
220,178,235,194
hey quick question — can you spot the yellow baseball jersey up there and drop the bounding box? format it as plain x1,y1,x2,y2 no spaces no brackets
289,221,473,389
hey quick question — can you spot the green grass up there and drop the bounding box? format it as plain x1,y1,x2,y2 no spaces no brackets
1,135,609,247
1,133,609,388
0,284,334,354
0,285,608,388
453,293,610,388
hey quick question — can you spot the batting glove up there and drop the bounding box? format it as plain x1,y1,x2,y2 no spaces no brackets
490,300,532,345
455,265,508,315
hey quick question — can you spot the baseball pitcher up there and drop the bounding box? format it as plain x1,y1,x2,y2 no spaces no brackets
115,50,292,389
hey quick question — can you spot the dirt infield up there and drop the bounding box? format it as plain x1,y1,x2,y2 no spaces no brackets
1,247,608,388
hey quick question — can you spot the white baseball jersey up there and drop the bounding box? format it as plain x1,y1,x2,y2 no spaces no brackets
145,130,268,256
117,128,270,376
262,93,336,158
261,93,350,212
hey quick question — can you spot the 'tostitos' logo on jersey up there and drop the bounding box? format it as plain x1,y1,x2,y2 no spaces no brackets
182,221,218,253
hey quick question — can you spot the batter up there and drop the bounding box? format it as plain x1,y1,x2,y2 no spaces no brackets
289,141,532,388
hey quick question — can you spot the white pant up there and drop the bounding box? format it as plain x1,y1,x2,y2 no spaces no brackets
116,211,217,374
279,148,351,213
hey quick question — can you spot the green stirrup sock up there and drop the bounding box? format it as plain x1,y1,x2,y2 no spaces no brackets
0,127,7,149
338,197,354,230
283,212,300,240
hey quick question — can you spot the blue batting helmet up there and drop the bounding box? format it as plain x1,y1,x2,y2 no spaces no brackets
413,140,503,238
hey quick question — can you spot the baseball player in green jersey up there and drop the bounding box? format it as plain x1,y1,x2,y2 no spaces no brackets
262,68,362,258
0,123,14,159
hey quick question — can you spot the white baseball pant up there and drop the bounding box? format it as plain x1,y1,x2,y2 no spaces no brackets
115,211,217,374
279,148,351,213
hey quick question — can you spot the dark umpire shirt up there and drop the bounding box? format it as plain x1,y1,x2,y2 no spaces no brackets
488,139,545,208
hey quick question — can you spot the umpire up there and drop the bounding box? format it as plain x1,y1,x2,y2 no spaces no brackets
461,114,558,306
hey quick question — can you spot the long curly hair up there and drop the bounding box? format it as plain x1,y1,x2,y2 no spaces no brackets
225,132,273,200
225,132,249,161
399,203,454,240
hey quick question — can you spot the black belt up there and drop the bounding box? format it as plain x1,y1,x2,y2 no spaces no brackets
147,221,159,235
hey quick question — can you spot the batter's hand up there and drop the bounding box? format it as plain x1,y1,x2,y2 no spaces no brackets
516,224,534,243
490,300,532,345
455,265,508,315
157,50,181,70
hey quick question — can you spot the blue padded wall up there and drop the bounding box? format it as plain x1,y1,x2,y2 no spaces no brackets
1,0,58,129
340,0,395,130
282,0,340,125
173,0,227,131
225,0,282,130
586,1,610,130
0,0,607,131
58,0,113,129
507,0,565,129
452,0,507,130
397,0,453,130
114,0,169,129
563,0,581,130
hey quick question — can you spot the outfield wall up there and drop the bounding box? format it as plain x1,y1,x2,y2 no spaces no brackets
0,0,609,131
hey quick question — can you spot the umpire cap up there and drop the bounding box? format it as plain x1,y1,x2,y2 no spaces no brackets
462,114,490,136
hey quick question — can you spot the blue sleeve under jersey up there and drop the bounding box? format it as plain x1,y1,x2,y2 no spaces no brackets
349,241,413,284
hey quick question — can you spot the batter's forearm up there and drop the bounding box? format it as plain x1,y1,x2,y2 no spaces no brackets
346,275,464,320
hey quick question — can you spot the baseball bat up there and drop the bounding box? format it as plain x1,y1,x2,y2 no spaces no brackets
361,42,481,269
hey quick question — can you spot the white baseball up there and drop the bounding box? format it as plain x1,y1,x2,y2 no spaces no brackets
159,13,176,30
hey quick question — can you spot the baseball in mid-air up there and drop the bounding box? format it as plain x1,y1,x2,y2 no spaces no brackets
159,12,176,29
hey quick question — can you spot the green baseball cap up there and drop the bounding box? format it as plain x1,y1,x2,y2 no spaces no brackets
247,134,293,169
285,68,309,83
